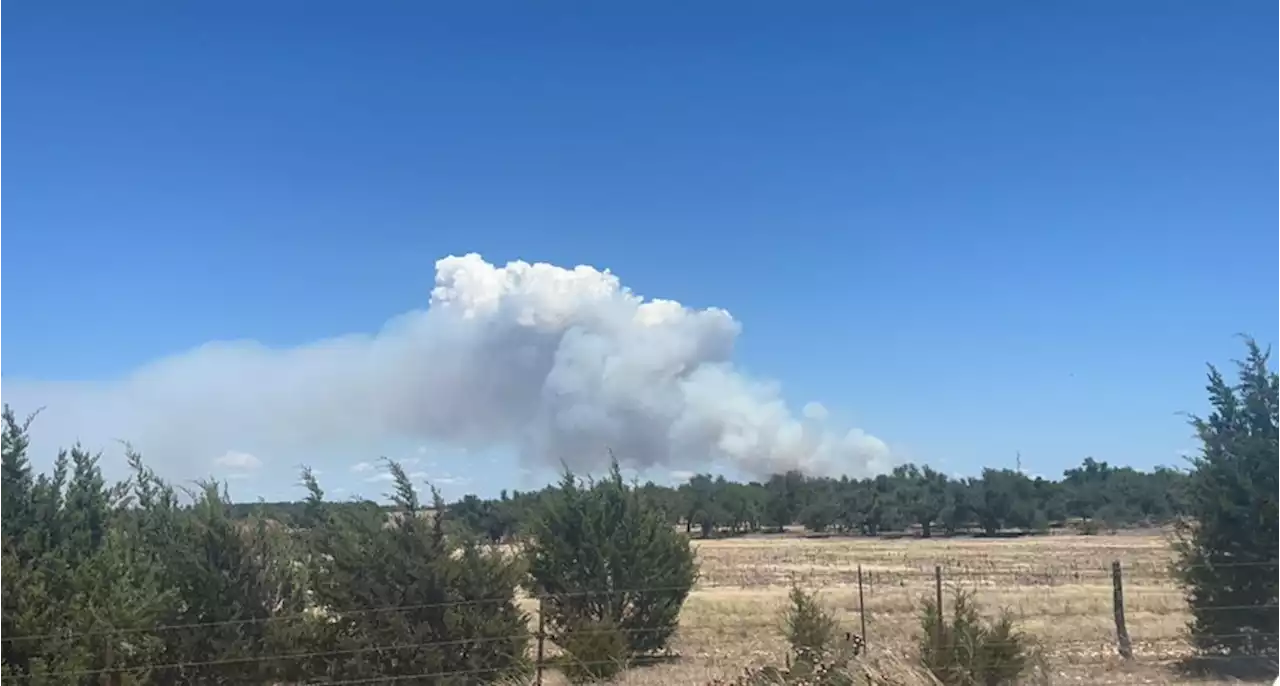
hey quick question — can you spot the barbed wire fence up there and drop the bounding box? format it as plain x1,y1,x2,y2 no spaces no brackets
786,557,1278,685
2,560,1276,684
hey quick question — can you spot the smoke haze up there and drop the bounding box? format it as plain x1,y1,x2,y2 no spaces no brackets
2,254,893,482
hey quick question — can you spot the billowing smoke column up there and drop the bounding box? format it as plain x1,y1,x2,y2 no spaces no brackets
2,254,893,480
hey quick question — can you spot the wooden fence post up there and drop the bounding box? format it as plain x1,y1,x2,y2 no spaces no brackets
1111,560,1133,659
934,565,944,647
857,564,868,650
101,641,115,686
536,596,547,685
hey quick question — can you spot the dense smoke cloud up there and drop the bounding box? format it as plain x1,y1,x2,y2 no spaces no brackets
2,254,893,481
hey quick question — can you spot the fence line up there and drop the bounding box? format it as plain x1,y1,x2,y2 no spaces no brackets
4,625,1273,683
919,559,1278,664
17,562,1267,646
2,629,1280,680
4,559,1276,683
3,583,698,644
2,621,688,682
6,566,1275,643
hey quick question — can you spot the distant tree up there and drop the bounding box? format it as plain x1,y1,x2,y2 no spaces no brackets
859,474,901,535
798,494,838,534
637,481,684,527
895,464,949,538
1175,339,1279,660
1062,457,1111,523
764,471,806,532
835,478,871,534
1032,477,1067,526
525,459,697,656
692,475,735,538
1151,466,1191,518
681,474,720,536
447,493,512,542
939,479,973,535
719,481,764,534
972,469,1039,534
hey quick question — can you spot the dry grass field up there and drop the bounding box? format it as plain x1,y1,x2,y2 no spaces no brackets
527,529,1263,685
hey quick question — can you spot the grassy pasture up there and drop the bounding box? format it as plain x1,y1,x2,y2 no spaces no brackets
526,530,1249,684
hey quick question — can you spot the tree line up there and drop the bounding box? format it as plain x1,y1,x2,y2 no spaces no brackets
431,456,1192,544
239,457,1192,544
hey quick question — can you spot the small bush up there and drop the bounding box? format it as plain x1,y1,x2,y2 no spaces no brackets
706,579,933,686
709,582,866,685
918,588,1034,686
556,617,628,683
525,460,698,656
781,581,840,659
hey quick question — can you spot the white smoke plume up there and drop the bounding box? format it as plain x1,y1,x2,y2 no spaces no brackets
2,254,893,482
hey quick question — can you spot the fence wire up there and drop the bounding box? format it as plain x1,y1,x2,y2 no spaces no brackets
3,561,1276,684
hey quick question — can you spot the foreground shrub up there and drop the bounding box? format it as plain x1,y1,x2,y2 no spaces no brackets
1,409,306,685
556,617,628,683
918,588,1034,686
299,461,531,683
525,459,698,656
1174,339,1278,662
146,477,314,684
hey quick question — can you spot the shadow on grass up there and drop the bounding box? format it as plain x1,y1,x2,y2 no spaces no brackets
543,651,684,684
1173,654,1278,683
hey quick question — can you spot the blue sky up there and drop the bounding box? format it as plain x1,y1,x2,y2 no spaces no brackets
4,2,1276,502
